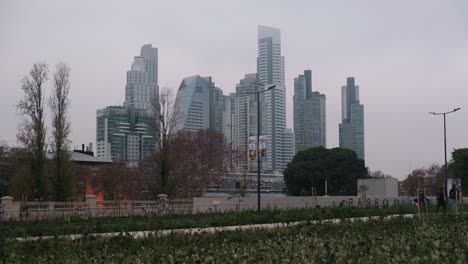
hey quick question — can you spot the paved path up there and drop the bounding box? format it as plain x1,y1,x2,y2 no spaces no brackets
13,214,417,242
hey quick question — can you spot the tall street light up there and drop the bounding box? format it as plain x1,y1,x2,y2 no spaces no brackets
252,84,275,212
429,107,461,198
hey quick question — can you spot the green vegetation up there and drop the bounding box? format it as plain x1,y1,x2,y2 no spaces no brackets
284,147,368,195
2,214,467,263
3,204,463,238
452,148,468,194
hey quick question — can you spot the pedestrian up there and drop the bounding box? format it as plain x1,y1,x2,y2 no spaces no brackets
436,187,446,211
449,184,457,204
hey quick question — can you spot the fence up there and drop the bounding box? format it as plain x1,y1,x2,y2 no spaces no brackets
94,199,192,217
192,196,420,213
1,195,466,221
0,195,193,221
18,202,88,220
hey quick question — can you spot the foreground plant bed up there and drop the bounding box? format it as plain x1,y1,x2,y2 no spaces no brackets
0,205,424,238
2,215,467,263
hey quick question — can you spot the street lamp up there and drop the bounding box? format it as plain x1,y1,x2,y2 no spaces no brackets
429,107,461,198
251,84,275,212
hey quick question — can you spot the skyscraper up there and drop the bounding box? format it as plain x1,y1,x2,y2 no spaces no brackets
280,128,295,169
96,105,155,162
339,77,365,160
257,25,287,171
174,75,224,133
293,70,326,153
124,44,158,113
223,93,236,145
96,44,158,162
210,85,224,133
233,73,258,172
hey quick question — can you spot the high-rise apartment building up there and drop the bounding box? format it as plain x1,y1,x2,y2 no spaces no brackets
280,128,295,170
96,44,158,162
223,93,236,145
233,73,258,172
210,86,224,133
96,105,155,161
174,75,224,133
339,77,365,160
293,70,326,153
257,25,288,172
124,44,158,113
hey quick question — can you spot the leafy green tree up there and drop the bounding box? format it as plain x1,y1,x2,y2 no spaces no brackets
452,148,468,194
283,147,368,196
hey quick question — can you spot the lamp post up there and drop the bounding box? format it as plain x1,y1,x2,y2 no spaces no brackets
252,84,275,212
429,107,461,198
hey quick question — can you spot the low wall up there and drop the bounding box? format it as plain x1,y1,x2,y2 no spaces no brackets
0,196,191,221
193,196,430,213
2,195,466,221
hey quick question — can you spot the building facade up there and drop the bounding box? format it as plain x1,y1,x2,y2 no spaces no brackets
293,70,326,153
96,105,156,161
257,25,288,172
174,75,224,133
124,44,158,114
210,86,224,133
223,93,236,145
96,44,158,162
279,128,295,170
339,77,365,160
233,73,258,172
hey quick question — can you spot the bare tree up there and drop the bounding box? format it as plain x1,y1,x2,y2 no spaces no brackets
401,164,445,196
6,148,32,200
49,62,72,201
0,140,10,196
171,129,227,198
368,170,392,178
0,140,8,158
95,163,141,215
140,86,182,198
17,62,48,200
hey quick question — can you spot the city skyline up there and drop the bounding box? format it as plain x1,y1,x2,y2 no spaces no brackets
1,1,467,179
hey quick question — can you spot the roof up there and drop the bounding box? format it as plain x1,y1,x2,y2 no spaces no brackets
71,151,112,163
46,151,112,164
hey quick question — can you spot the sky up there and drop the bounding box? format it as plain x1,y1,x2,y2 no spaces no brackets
1,0,467,180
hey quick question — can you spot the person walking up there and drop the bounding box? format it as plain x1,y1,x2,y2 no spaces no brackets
449,184,457,204
449,184,459,213
437,187,446,212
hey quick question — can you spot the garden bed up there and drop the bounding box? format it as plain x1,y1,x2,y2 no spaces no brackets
0,204,425,237
2,214,467,263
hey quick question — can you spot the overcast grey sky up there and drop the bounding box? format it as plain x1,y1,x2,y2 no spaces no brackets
1,0,467,179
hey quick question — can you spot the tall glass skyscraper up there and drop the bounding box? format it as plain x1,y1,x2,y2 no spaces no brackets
293,70,326,153
174,75,224,133
339,77,365,160
257,25,287,171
